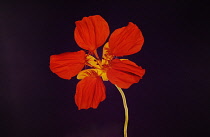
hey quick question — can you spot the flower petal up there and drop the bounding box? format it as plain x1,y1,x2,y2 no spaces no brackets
108,22,144,56
75,75,106,110
107,59,145,89
74,15,110,51
101,72,108,81
77,69,108,81
77,69,100,79
102,42,113,61
86,54,100,69
50,50,86,80
102,42,113,65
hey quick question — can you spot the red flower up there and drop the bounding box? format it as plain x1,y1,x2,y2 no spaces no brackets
50,15,145,110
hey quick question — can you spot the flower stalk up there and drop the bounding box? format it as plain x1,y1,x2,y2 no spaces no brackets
115,85,129,137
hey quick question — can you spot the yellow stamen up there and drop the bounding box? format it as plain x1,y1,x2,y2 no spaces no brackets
115,85,129,137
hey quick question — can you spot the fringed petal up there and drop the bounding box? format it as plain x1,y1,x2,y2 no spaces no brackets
49,50,85,80
75,73,106,110
108,22,144,56
107,59,145,89
74,15,110,51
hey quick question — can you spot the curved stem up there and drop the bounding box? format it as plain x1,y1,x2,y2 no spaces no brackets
115,85,128,137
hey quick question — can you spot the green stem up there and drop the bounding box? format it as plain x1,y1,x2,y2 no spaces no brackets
115,85,128,137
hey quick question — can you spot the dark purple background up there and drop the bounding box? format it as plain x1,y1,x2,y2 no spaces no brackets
1,1,209,137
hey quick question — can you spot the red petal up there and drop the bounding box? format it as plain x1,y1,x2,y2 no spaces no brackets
50,50,85,80
74,15,110,51
75,75,106,110
107,59,145,89
108,22,144,56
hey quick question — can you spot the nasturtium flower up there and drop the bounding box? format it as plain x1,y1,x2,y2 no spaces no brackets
50,15,145,110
